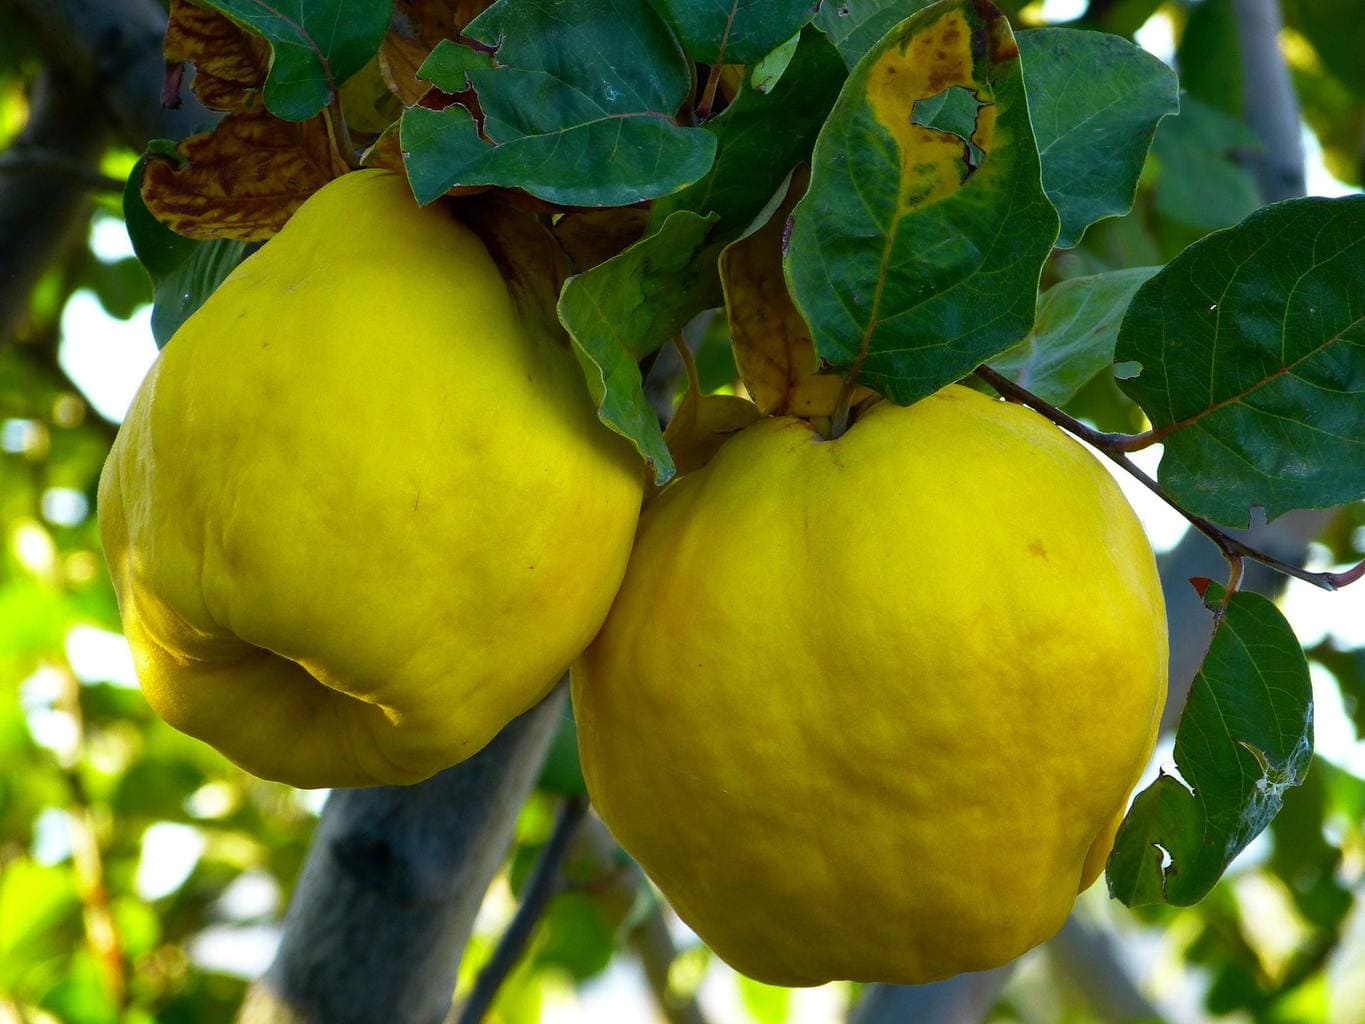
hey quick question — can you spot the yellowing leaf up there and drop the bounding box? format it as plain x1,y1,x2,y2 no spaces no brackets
720,169,870,417
143,110,349,241
864,7,997,214
360,122,407,172
664,389,762,476
164,0,270,113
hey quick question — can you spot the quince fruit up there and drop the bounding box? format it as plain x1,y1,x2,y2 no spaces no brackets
573,384,1167,985
99,170,644,788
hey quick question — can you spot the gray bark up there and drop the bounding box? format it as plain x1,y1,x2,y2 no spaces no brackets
0,71,104,342
0,0,212,342
1233,0,1306,202
2,0,213,147
237,689,566,1024
850,969,1012,1024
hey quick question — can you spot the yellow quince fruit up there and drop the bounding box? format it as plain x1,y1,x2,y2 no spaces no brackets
573,384,1167,986
99,170,644,788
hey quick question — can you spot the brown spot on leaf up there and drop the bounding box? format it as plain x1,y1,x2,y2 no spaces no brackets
1029,540,1048,559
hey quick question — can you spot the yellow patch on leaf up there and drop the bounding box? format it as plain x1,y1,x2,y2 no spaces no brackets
164,0,270,113
143,110,349,241
721,169,871,418
865,6,995,213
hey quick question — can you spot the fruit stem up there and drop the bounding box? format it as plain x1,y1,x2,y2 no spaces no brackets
828,372,858,440
456,796,589,1024
974,364,1364,593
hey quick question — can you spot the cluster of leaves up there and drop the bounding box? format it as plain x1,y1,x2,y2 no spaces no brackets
136,0,1364,914
6,0,1365,1019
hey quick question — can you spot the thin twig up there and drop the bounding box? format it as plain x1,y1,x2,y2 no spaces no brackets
455,796,590,1024
975,364,1365,592
694,3,736,122
0,147,124,192
326,94,359,170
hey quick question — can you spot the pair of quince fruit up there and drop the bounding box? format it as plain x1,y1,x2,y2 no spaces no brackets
100,171,1167,986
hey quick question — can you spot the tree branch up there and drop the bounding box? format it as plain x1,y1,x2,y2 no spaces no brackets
237,687,567,1024
3,0,213,149
0,146,125,192
0,71,105,343
974,365,1361,592
1233,0,1306,203
849,968,1012,1024
578,817,711,1024
454,795,589,1024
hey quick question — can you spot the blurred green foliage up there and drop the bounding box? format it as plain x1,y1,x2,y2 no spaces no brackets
2,1,1365,1022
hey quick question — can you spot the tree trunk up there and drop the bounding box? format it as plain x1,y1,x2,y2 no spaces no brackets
237,689,566,1024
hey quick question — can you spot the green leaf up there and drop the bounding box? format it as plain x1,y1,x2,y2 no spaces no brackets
537,707,587,796
1017,28,1178,247
124,155,247,348
1107,585,1313,907
197,0,392,121
558,211,724,484
652,27,845,239
738,975,791,1023
785,0,1058,405
814,0,937,67
400,0,716,206
1116,196,1365,527
649,0,819,64
0,860,83,992
1152,96,1262,232
1175,0,1242,117
990,266,1159,405
532,891,616,981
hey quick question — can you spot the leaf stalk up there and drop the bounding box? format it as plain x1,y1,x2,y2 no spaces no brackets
974,364,1364,593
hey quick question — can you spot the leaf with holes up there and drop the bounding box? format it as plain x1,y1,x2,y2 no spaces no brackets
652,26,845,241
1107,584,1313,907
558,211,724,484
785,0,1058,405
1017,29,1177,248
400,0,716,206
990,266,1159,406
198,0,393,121
650,0,819,64
1117,196,1365,527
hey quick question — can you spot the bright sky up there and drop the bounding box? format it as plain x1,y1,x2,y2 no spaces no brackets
17,14,1365,1020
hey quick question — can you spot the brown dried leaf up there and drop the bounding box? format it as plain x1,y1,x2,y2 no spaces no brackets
551,208,651,273
720,168,870,418
719,168,817,415
164,0,270,113
143,110,349,241
380,0,469,105
360,122,406,172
